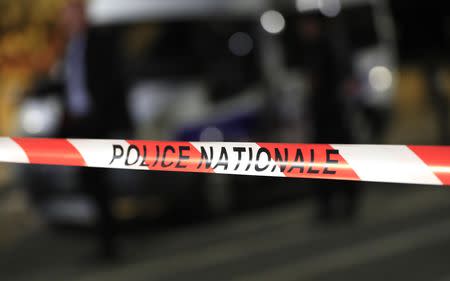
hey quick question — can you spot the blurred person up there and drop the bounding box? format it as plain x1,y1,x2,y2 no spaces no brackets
411,6,449,144
418,10,449,144
424,62,449,145
60,0,132,259
391,3,449,144
285,14,361,222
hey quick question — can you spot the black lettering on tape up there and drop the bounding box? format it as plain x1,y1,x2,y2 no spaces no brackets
125,145,140,166
161,145,175,167
110,144,124,165
287,149,305,173
245,147,253,171
272,148,288,172
152,145,160,167
307,149,320,174
140,145,149,167
197,146,214,169
233,147,245,170
324,149,339,174
213,147,228,170
255,147,271,172
176,146,190,168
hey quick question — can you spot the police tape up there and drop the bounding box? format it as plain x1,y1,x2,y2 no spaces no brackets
0,137,449,186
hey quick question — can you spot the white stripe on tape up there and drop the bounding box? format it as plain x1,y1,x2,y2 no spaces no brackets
332,144,441,185
68,139,148,170
0,137,29,164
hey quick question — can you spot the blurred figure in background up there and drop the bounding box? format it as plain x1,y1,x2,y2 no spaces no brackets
286,14,361,222
60,0,132,259
391,2,449,144
422,9,450,145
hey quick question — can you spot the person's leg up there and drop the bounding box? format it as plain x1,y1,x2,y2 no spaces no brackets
341,181,361,220
316,182,334,221
81,168,118,259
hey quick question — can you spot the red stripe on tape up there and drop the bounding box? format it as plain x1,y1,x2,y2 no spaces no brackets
409,145,450,185
13,138,86,167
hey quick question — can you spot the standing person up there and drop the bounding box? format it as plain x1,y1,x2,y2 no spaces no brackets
61,0,132,259
286,14,360,222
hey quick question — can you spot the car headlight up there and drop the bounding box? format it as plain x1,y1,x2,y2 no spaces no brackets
369,65,393,93
19,96,63,136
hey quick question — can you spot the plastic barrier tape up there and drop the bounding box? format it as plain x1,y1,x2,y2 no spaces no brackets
1,137,449,185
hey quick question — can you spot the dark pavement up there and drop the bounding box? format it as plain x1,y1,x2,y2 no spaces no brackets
1,184,450,281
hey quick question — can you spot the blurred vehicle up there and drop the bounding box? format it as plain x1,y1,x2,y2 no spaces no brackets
15,0,307,227
341,0,397,142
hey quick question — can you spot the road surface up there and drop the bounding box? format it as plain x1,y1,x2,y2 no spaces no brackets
1,183,450,281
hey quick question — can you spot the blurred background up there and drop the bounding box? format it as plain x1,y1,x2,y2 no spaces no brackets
0,0,449,280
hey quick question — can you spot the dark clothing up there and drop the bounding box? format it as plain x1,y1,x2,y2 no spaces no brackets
80,167,117,258
63,27,132,137
63,27,131,259
285,17,360,221
284,17,353,143
308,36,359,221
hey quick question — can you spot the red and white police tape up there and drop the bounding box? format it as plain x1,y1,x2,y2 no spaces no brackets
0,137,449,186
